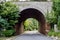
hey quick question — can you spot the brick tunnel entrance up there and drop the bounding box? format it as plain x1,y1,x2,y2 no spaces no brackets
15,8,48,35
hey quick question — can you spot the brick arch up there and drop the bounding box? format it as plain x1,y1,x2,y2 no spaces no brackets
15,8,48,35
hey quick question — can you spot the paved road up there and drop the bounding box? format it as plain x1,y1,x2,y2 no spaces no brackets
14,33,55,40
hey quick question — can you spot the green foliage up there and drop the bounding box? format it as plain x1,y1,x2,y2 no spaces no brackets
0,16,9,29
0,2,19,20
46,11,57,28
52,1,60,30
48,1,60,35
0,2,19,37
48,30,60,37
46,1,60,29
46,11,57,24
53,2,60,16
52,0,60,2
9,0,19,1
2,30,15,37
57,16,60,30
24,18,39,31
31,0,47,1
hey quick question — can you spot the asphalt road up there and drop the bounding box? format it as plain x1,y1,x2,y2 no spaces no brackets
14,34,55,40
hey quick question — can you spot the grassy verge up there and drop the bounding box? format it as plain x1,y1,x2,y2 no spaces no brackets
0,36,15,40
0,37,6,40
48,30,60,37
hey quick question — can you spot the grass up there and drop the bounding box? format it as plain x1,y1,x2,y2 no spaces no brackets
48,29,60,37
0,36,16,40
0,37,6,40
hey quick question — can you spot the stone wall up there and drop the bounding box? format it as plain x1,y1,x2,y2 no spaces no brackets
13,1,52,16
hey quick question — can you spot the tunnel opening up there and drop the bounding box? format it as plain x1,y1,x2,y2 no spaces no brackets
15,8,47,35
24,18,39,31
23,18,40,34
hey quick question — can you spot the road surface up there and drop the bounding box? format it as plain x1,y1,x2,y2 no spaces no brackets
14,31,55,40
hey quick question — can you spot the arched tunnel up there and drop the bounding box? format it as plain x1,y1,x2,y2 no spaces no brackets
15,8,50,35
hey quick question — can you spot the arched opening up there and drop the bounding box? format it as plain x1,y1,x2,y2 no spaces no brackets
23,18,39,33
15,8,47,35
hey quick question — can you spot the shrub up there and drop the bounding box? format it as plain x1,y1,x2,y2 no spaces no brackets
2,30,15,37
46,11,57,24
46,11,57,28
48,31,60,37
46,1,60,29
0,2,19,37
52,1,60,30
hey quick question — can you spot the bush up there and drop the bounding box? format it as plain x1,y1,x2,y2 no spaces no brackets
0,2,19,37
2,30,15,37
46,2,60,29
48,31,60,37
46,11,57,28
53,1,60,30
48,29,60,37
46,11,57,24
